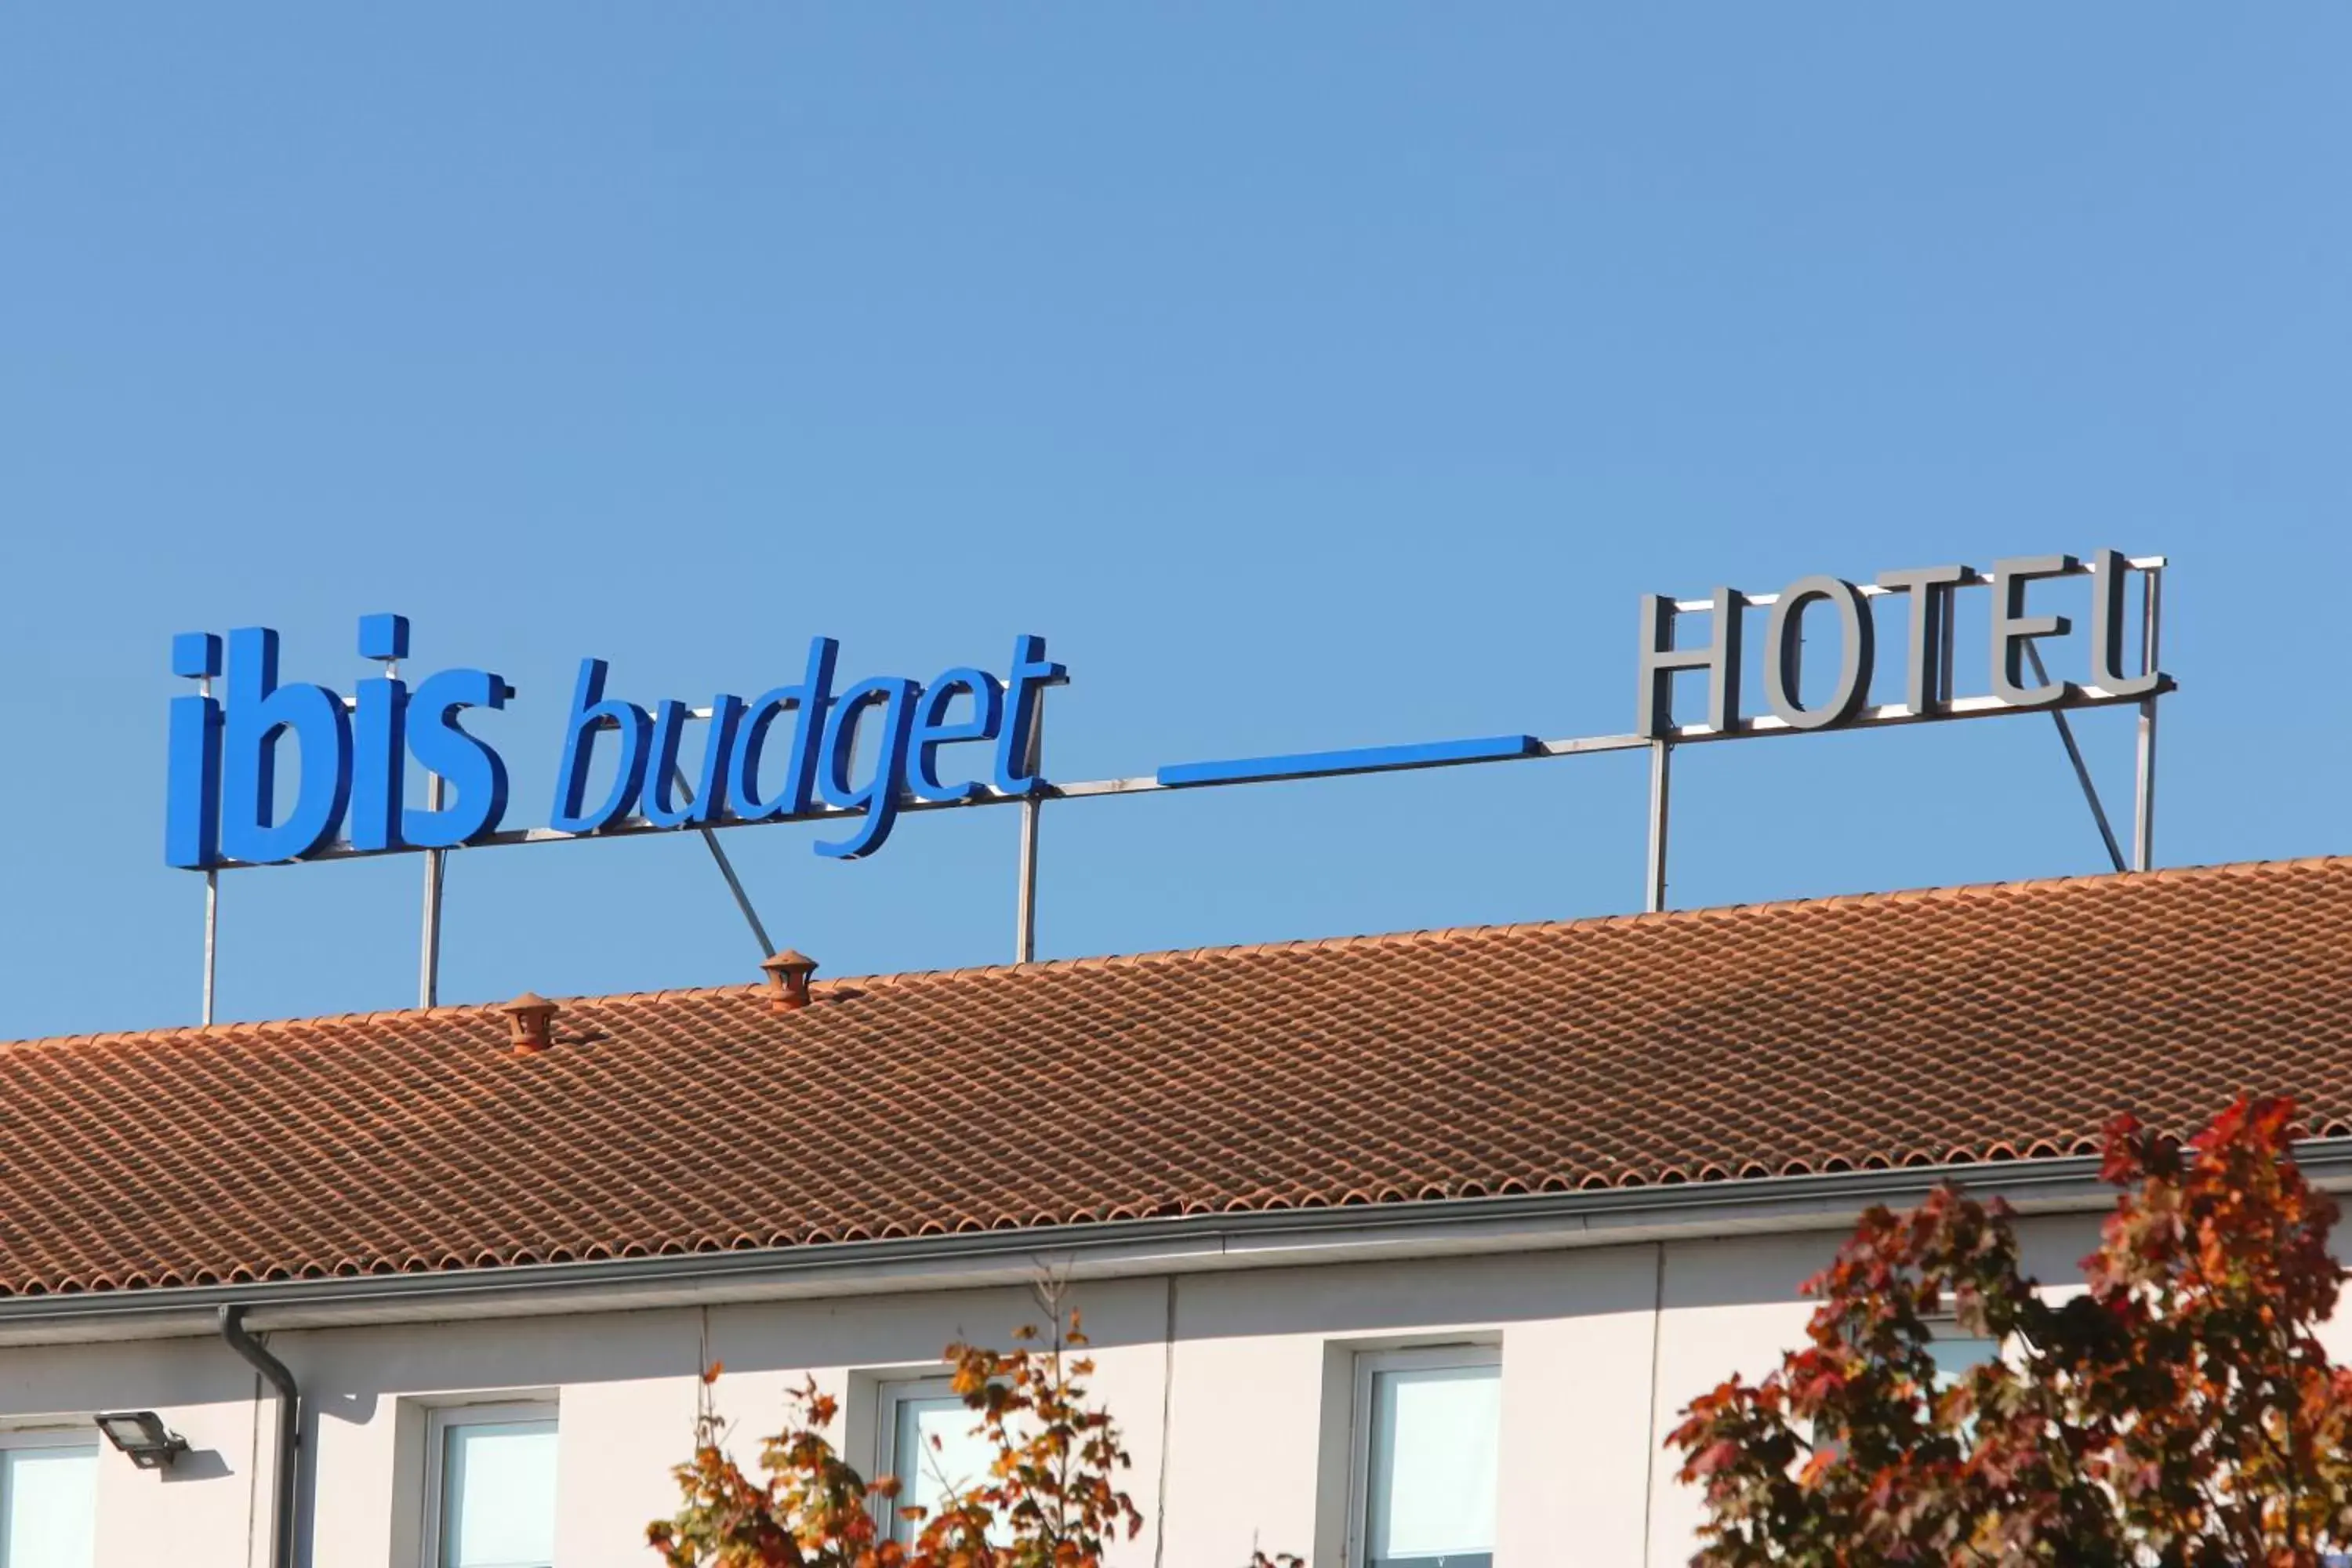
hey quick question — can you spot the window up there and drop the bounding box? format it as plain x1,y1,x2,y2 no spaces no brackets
1348,1347,1500,1568
875,1378,993,1547
0,1432,96,1568
424,1403,557,1568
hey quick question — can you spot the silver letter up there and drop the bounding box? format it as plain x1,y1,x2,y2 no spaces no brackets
1874,564,1973,715
1989,554,2078,708
2088,548,2161,698
1763,576,1874,731
1635,589,1744,738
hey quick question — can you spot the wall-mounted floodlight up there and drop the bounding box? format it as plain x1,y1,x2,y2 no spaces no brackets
93,1410,188,1470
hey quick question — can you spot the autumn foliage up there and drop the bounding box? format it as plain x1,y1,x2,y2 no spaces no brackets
648,1290,1298,1568
1669,1094,2352,1566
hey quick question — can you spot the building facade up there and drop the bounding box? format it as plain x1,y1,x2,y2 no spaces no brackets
0,856,2347,1566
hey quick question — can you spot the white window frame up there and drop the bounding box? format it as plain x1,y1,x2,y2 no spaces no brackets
0,1426,101,1568
871,1376,975,1547
1345,1344,1501,1568
419,1399,558,1568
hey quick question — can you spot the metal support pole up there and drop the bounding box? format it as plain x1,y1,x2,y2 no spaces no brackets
1015,800,1041,964
1645,739,1671,914
202,872,218,1026
2023,643,2125,873
2133,565,2163,873
1014,705,1044,964
201,666,218,1027
419,775,446,1008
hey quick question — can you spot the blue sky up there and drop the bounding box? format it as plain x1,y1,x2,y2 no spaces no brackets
3,6,2347,1039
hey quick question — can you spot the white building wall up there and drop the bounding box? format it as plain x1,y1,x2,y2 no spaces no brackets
0,1338,261,1567
291,1308,705,1568
0,1211,2259,1568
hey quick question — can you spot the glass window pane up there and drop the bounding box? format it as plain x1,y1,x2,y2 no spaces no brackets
2,1446,97,1568
1366,1363,1498,1568
888,1395,993,1544
1928,1334,2001,1392
441,1421,557,1568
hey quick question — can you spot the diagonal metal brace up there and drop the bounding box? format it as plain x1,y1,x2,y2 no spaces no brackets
669,766,776,957
2024,643,2126,873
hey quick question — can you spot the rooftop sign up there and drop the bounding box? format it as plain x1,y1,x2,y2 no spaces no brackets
164,549,2169,1022
1634,550,2165,738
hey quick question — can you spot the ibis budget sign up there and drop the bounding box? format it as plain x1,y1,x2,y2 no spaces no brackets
166,624,1065,867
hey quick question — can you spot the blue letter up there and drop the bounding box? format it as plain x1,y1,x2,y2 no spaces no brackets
641,696,747,829
688,695,746,826
405,669,511,848
220,627,353,863
350,613,412,851
909,669,1004,803
357,612,410,662
641,700,698,829
165,633,223,869
348,674,408,852
550,658,651,834
815,677,920,858
990,634,1068,797
728,637,838,822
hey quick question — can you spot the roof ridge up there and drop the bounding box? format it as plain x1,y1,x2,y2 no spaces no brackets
9,855,2343,1052
0,994,506,1056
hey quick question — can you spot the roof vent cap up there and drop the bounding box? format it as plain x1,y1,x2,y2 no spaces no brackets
760,950,818,1012
499,992,557,1054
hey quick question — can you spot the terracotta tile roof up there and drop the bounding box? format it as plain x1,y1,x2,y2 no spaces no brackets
4,857,2351,1301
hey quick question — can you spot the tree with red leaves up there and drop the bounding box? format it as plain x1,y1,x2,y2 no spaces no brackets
1668,1095,2352,1566
648,1283,1301,1568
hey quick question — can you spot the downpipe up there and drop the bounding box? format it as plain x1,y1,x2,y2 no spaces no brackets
220,1305,299,1568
